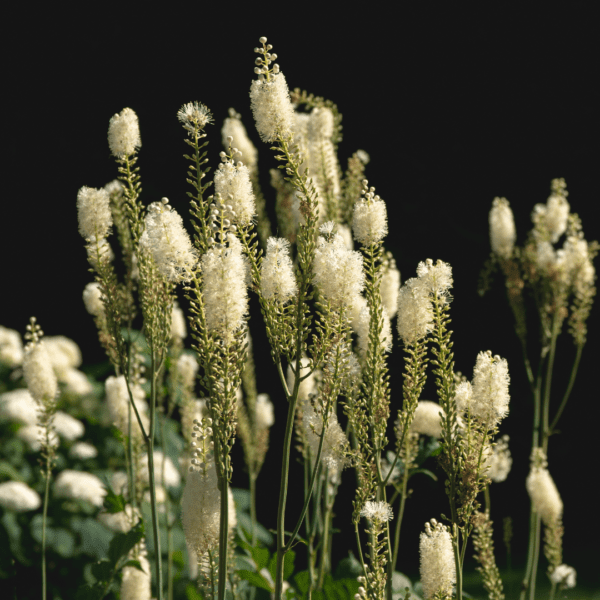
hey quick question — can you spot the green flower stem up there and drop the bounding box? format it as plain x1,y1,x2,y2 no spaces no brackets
528,515,542,600
249,470,258,546
317,467,332,588
541,313,560,453
217,463,229,600
41,440,51,600
391,436,411,574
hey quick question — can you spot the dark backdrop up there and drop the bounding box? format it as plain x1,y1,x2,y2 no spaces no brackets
3,4,598,591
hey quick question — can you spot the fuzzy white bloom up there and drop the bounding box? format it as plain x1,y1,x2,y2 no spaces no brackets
352,198,388,246
535,241,556,271
108,107,141,158
416,259,453,299
0,325,24,367
559,234,596,289
0,481,42,512
171,303,187,340
313,230,365,309
54,470,107,507
181,466,221,556
337,224,354,250
83,282,104,317
111,471,129,496
420,519,456,600
140,200,197,283
303,405,350,474
214,161,256,225
86,237,114,267
98,504,140,533
486,435,512,482
177,353,198,389
380,260,400,319
201,241,249,343
23,340,57,405
360,500,393,523
178,101,213,135
61,368,93,395
287,357,316,404
53,411,85,441
260,237,297,302
255,393,275,429
139,451,181,488
222,111,258,172
356,304,392,358
69,441,98,460
0,388,39,425
120,553,151,600
397,278,434,345
489,197,516,259
105,376,149,439
349,295,368,333
526,465,563,525
17,424,59,451
308,106,335,140
410,401,445,438
550,564,576,589
77,186,112,240
470,351,510,426
44,335,82,376
532,179,570,243
250,72,295,142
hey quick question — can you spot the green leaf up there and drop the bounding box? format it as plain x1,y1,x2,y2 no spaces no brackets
430,445,442,457
283,550,296,581
294,570,310,597
185,582,203,600
108,520,144,565
102,488,126,514
122,559,145,572
334,553,362,580
91,559,113,583
250,546,270,570
237,570,273,592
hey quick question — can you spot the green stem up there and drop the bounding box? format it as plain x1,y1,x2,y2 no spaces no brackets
548,342,583,436
520,509,537,600
528,515,542,600
250,471,258,547
548,581,558,600
391,451,410,574
41,452,51,600
453,523,463,600
541,313,560,454
217,470,229,600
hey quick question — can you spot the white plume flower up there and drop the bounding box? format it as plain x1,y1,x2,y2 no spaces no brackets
356,303,392,358
86,237,114,268
535,240,556,271
410,401,445,438
360,500,393,523
380,259,400,319
526,463,563,526
201,240,249,343
61,368,93,395
177,101,213,135
108,107,141,158
532,178,570,243
44,335,82,376
98,504,140,533
214,160,256,225
352,196,388,246
54,470,107,507
255,393,275,429
0,388,39,425
177,353,198,389
53,411,85,441
83,282,104,317
77,186,112,240
489,197,516,259
313,229,365,310
0,481,42,512
420,519,456,600
23,340,57,405
171,302,187,340
250,72,295,142
397,277,434,345
69,441,98,460
416,259,453,300
140,200,197,283
287,357,316,404
550,564,576,589
0,326,24,367
222,110,258,172
120,553,151,600
470,351,510,426
485,435,512,483
260,237,297,302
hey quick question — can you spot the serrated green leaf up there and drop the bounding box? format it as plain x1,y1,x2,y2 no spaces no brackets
237,569,273,592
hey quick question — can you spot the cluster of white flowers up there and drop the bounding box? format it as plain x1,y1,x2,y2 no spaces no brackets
0,325,24,367
313,227,365,310
171,302,187,340
44,335,81,374
222,109,258,172
416,259,454,299
557,232,596,290
287,357,317,404
409,400,445,438
397,277,434,345
120,552,151,600
54,469,107,507
419,519,456,600
550,564,576,589
526,461,563,526
489,197,516,259
201,239,249,343
98,504,140,533
77,186,112,241
139,450,181,489
23,339,57,405
0,388,39,425
360,500,393,523
108,107,141,158
53,411,85,441
380,258,400,319
260,237,297,302
214,160,256,225
532,178,570,243
177,101,213,136
17,423,59,451
485,435,512,482
177,353,198,390
0,480,42,512
82,282,104,317
105,375,149,439
469,351,510,426
352,182,388,247
69,441,98,460
255,393,275,429
250,72,295,143
140,199,197,283
355,303,393,358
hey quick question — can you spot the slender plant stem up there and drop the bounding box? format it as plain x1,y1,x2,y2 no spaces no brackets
542,313,560,454
520,509,538,600
548,342,583,435
217,469,229,600
391,442,410,574
249,471,258,547
528,515,542,600
41,451,51,600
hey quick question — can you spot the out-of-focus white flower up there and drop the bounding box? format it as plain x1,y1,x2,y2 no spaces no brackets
355,303,392,358
550,564,576,589
44,336,82,377
489,197,516,260
260,237,297,302
61,368,93,395
23,340,57,405
222,109,258,172
177,354,198,389
485,435,512,483
83,282,104,317
255,393,274,429
410,401,445,438
77,186,112,241
105,376,149,440
526,463,562,526
69,441,98,460
250,72,295,143
139,451,181,488
287,357,316,405
380,259,400,319
17,424,59,451
171,303,187,340
0,481,42,512
98,505,140,533
0,326,24,367
108,107,141,158
420,519,455,600
53,411,85,441
120,553,151,600
54,470,107,507
0,388,39,425
532,178,570,243
111,471,129,496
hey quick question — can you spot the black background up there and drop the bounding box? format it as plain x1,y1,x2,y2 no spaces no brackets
2,4,599,592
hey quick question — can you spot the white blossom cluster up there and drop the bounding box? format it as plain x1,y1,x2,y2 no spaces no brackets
360,500,393,523
250,72,295,143
98,504,140,533
222,109,258,172
260,237,297,302
201,239,249,343
485,435,512,482
23,340,57,405
526,462,563,526
557,233,596,290
53,411,85,441
0,480,42,512
214,160,256,225
255,393,275,429
77,186,112,241
355,303,393,358
532,178,570,243
0,325,24,367
396,278,434,345
69,441,98,460
409,400,445,438
0,388,39,425
82,282,104,317
489,197,516,259
54,469,107,507
419,519,456,600
313,228,365,310
108,107,141,158
120,552,151,600
177,353,198,389
380,259,400,319
550,564,576,589
469,351,510,426
105,375,150,440
140,200,197,283
177,101,213,136
352,184,388,247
